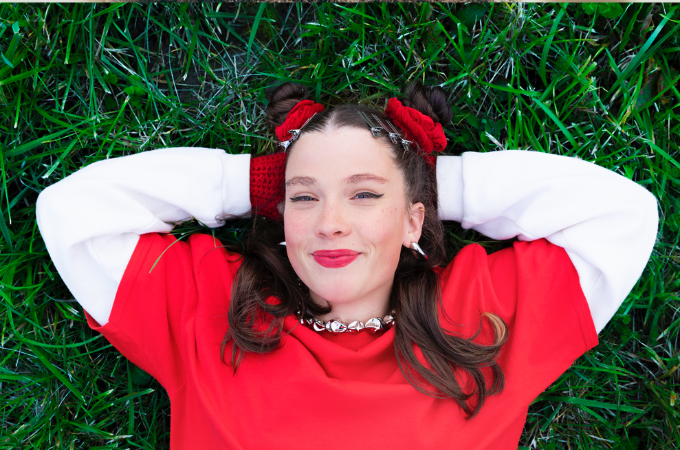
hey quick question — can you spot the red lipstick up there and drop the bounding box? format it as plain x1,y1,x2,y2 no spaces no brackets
312,250,360,268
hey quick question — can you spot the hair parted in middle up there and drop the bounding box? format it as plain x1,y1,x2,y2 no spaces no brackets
219,81,509,419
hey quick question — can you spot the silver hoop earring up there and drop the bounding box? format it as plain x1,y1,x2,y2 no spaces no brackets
411,242,428,260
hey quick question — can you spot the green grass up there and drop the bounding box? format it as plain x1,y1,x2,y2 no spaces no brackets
1,2,679,449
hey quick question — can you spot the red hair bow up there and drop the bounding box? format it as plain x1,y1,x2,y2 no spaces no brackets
384,97,447,155
275,100,325,142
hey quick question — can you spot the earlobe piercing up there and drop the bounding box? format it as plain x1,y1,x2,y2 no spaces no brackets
411,242,428,260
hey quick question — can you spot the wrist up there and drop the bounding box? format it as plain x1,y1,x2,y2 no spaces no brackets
436,155,464,222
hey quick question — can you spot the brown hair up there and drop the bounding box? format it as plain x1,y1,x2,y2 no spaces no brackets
220,81,508,418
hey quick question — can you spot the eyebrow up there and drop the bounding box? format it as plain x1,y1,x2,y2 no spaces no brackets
343,173,388,184
285,176,317,187
285,173,388,188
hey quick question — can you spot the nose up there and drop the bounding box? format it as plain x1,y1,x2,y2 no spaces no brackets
314,199,350,238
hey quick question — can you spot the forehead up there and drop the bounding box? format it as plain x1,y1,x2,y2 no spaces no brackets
285,127,400,182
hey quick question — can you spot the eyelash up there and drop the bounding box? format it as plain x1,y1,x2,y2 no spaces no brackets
289,192,384,202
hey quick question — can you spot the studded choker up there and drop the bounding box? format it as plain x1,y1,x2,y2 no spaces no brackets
295,306,396,334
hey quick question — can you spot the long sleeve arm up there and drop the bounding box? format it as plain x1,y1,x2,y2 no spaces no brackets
436,150,658,334
36,147,252,327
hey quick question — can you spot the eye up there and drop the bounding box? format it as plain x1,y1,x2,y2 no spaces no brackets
289,196,317,202
354,192,384,200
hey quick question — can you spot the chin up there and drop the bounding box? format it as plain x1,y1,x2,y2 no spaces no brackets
306,279,363,305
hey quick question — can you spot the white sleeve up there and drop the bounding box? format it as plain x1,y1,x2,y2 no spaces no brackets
436,150,658,334
36,147,252,327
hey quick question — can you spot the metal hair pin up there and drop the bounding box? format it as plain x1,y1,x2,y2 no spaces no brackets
280,113,318,152
358,111,383,137
372,114,415,152
371,114,400,144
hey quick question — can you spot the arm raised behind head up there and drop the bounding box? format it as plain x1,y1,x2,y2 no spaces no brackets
436,150,659,334
36,148,251,327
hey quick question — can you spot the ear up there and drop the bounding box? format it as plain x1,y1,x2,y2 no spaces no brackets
402,201,425,249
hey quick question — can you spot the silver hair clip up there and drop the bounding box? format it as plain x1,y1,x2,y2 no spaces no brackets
371,114,400,144
358,111,383,137
372,114,415,151
280,113,318,152
279,139,293,151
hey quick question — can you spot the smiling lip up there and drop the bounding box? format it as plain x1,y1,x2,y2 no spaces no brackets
312,250,360,268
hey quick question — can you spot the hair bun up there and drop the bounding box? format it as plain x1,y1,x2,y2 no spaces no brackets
402,81,453,127
265,83,310,128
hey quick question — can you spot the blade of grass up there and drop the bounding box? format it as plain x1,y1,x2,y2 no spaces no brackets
246,4,266,65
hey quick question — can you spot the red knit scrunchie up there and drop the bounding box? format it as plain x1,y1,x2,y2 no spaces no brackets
250,152,286,221
274,100,325,142
384,97,447,155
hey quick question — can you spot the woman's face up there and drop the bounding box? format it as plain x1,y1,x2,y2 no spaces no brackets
284,127,424,312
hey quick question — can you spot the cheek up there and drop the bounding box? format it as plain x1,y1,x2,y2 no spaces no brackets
369,205,406,254
284,214,311,259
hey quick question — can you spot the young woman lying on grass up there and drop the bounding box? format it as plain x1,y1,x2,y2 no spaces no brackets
36,82,658,449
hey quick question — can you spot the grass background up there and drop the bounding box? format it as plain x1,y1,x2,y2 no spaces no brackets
1,2,679,449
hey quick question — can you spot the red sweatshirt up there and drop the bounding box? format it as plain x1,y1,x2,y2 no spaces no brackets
85,232,597,449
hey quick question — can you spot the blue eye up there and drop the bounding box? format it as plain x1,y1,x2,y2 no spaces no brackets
355,192,384,199
289,196,316,202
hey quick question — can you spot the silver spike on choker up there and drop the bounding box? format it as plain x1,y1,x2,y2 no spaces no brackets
295,306,396,333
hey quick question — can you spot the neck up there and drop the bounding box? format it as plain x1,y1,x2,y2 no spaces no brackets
310,290,391,324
